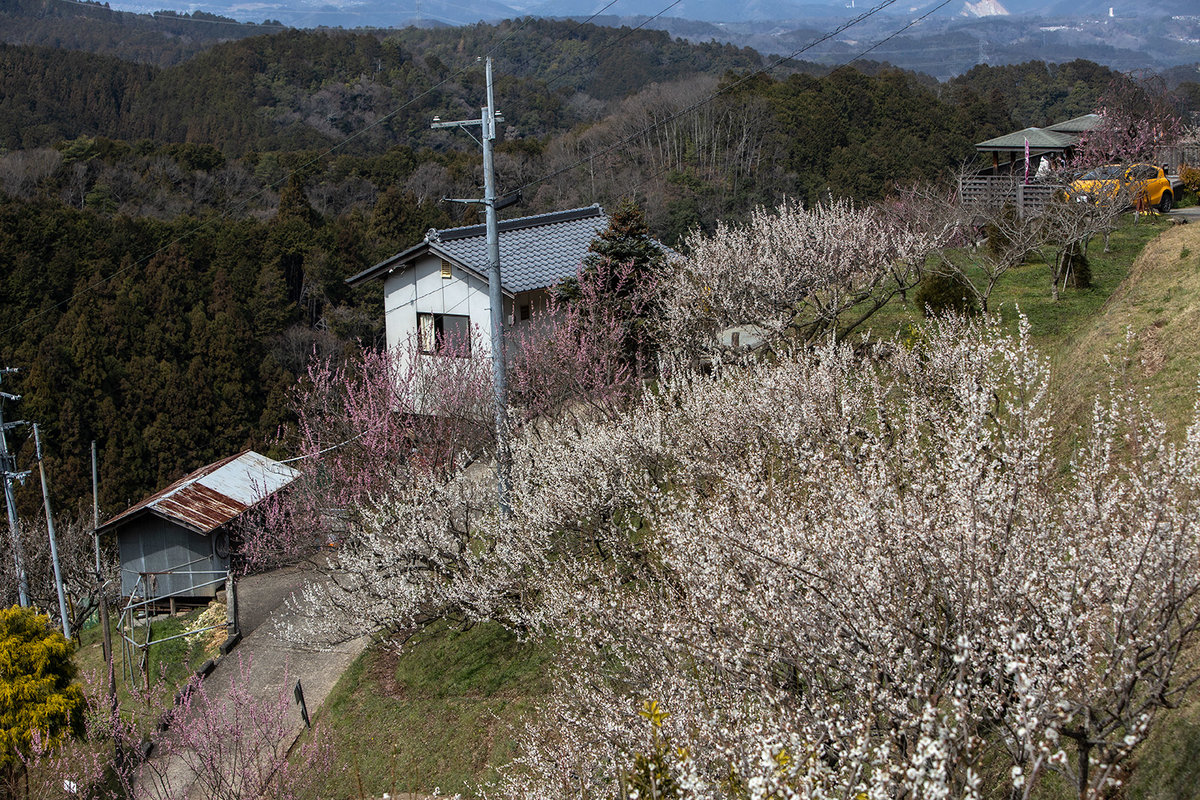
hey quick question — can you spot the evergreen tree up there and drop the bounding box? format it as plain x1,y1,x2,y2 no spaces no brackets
0,606,85,798
556,199,665,366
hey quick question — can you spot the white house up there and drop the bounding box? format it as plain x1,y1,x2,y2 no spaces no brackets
346,205,612,359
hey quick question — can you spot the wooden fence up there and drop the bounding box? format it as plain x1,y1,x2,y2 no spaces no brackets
957,176,1058,217
1161,145,1200,175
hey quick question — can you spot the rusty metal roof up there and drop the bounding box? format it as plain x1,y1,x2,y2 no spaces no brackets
98,450,300,536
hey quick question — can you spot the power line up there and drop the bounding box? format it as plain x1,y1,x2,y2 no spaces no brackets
0,0,683,340
565,0,959,208
511,0,905,198
538,1,686,93
486,0,625,81
2,0,934,339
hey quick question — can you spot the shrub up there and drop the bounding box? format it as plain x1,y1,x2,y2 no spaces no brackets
914,270,978,317
1180,164,1200,194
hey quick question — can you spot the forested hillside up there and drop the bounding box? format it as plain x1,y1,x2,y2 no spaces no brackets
0,11,1152,521
0,0,278,65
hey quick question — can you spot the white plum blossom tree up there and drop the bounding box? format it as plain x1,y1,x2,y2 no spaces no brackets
655,199,934,361
498,316,1200,800
258,189,1200,799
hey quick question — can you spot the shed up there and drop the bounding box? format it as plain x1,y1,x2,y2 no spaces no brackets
98,450,299,600
974,114,1100,173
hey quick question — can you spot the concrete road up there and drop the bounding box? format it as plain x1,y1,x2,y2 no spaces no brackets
138,567,368,798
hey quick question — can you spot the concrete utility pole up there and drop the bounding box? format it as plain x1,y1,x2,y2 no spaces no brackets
93,440,115,704
34,424,70,639
0,368,30,607
432,56,512,513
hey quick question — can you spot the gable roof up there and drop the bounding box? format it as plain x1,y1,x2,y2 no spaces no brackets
974,114,1102,154
98,450,299,536
1046,114,1101,134
974,126,1078,152
346,205,610,293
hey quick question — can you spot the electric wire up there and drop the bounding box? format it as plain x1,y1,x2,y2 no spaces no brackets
0,12,547,339
509,0,906,198
606,0,960,206
4,0,928,338
536,0,686,93
0,0,703,338
481,0,624,81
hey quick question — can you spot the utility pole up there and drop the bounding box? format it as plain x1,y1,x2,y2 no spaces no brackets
33,424,70,639
0,368,30,607
93,440,115,704
432,56,513,513
92,441,101,574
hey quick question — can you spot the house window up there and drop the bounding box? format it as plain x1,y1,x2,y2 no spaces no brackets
440,259,452,279
418,313,472,356
519,304,531,321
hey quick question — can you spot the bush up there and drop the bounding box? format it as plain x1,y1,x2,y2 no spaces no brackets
0,606,85,794
914,270,978,317
1180,164,1200,194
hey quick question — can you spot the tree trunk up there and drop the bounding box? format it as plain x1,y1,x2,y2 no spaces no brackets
1078,740,1091,800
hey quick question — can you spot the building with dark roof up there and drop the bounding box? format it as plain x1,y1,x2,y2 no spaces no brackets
974,114,1100,173
346,206,614,360
98,450,298,599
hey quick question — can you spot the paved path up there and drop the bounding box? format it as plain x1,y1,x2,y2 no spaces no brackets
140,567,368,798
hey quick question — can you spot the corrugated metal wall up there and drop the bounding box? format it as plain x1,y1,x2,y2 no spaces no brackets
117,515,229,599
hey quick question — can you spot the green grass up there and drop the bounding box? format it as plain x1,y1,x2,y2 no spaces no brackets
73,604,222,709
313,620,553,798
866,214,1172,352
1127,685,1200,800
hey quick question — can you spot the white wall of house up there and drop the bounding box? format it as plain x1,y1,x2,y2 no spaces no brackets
382,253,515,357
378,254,568,365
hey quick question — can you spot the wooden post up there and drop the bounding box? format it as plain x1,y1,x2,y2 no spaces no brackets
226,570,239,636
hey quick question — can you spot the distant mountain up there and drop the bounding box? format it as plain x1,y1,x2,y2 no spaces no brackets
526,0,849,23
100,0,1200,28
43,0,1200,78
103,0,521,28
1045,0,1200,15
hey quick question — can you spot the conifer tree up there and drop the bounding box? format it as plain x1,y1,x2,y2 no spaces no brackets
555,199,665,365
0,606,84,798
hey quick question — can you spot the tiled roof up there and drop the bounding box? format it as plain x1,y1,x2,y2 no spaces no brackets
346,205,668,293
98,450,299,536
1046,114,1101,134
974,126,1078,152
429,206,608,293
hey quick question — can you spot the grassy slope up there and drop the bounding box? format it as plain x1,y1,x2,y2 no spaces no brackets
73,605,219,704
1050,221,1200,445
312,214,1200,800
1050,220,1200,800
313,621,553,799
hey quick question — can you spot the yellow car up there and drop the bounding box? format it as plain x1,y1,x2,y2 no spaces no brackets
1070,163,1174,212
